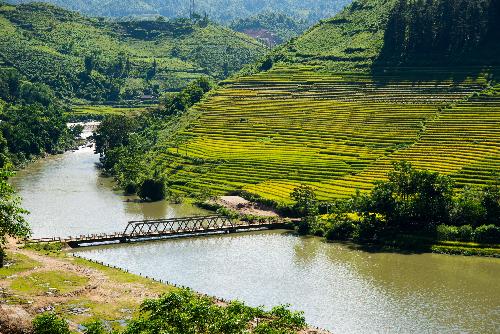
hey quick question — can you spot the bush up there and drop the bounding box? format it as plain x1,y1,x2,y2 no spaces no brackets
138,178,166,202
352,215,383,242
83,320,108,334
32,313,70,334
325,219,355,241
436,224,459,241
474,225,500,244
458,225,474,242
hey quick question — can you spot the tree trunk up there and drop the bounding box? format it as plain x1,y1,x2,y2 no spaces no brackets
0,247,4,268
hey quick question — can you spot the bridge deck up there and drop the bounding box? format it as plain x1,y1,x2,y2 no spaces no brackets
26,215,291,248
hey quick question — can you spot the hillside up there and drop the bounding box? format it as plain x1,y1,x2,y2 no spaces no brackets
0,2,265,101
136,0,500,204
8,0,352,24
230,12,308,46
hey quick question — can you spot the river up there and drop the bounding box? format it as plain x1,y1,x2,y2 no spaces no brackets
11,125,500,334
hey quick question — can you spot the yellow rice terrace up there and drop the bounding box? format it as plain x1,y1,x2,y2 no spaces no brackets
158,66,499,203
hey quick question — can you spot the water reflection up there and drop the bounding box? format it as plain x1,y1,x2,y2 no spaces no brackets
11,145,208,238
76,231,500,334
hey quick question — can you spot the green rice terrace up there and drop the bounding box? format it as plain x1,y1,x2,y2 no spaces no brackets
158,65,499,203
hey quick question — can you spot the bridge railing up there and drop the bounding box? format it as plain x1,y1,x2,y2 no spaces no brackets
26,215,288,245
123,215,234,236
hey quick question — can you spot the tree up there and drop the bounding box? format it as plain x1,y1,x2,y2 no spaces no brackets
93,115,138,156
0,166,30,268
291,185,318,234
84,55,95,75
362,161,454,231
138,178,166,202
32,313,70,334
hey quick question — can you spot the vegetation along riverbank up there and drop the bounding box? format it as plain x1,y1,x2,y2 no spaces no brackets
89,0,499,256
0,239,329,334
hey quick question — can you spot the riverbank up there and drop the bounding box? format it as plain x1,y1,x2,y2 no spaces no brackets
0,239,170,333
0,239,330,334
209,196,500,258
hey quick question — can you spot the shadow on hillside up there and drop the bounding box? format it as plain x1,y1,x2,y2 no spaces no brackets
368,0,500,87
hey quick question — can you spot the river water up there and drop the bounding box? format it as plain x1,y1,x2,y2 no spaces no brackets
11,126,500,334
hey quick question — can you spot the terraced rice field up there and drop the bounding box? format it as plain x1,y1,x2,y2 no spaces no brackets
70,105,149,117
162,66,499,203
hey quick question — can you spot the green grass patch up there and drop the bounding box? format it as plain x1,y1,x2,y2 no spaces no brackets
55,298,139,327
0,252,40,278
10,270,89,295
72,257,170,294
431,245,500,257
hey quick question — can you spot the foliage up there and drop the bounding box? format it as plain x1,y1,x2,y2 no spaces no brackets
0,2,265,101
93,115,139,158
32,313,71,334
83,320,109,334
436,224,500,244
436,224,460,241
325,219,355,241
138,178,166,202
451,184,500,227
230,12,308,45
356,161,454,231
159,77,214,116
122,288,305,334
474,225,500,244
92,78,214,194
322,163,499,245
0,68,80,164
290,185,318,234
0,166,30,267
378,0,500,65
9,0,351,25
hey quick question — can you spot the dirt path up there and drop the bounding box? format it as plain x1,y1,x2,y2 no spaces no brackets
216,196,280,217
0,239,167,332
1,240,330,334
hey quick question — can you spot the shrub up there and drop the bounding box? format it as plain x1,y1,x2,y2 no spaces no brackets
83,320,108,334
474,225,500,244
436,225,459,241
458,225,474,242
352,215,383,242
138,178,166,202
124,182,138,195
325,219,355,241
32,313,70,334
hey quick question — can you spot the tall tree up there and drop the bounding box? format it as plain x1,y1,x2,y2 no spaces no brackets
0,166,30,267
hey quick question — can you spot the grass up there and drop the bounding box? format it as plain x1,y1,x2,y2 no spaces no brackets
54,298,139,330
149,65,498,204
10,270,89,295
0,252,40,278
72,256,171,293
1,245,174,329
69,105,149,117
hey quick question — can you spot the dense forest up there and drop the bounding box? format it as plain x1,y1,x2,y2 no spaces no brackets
377,0,500,65
7,0,352,24
0,68,79,165
0,2,265,102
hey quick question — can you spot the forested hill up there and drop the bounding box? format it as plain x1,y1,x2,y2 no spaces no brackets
0,2,265,101
103,0,499,204
7,0,352,24
256,0,500,72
